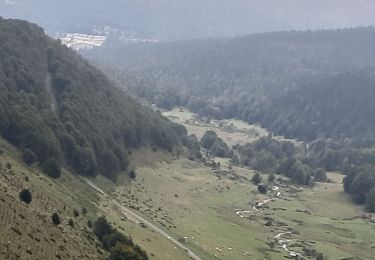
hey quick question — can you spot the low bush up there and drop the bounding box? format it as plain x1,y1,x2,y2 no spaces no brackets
19,189,32,204
22,149,37,165
41,158,61,179
93,216,148,259
73,209,79,217
52,212,61,225
128,170,136,179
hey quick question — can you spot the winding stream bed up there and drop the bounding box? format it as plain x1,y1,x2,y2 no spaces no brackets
235,185,302,259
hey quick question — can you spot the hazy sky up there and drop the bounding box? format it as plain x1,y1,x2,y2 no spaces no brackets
1,0,375,38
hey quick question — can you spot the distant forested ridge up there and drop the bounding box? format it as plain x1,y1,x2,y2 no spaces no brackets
0,18,187,180
85,27,375,211
3,0,375,39
86,27,375,142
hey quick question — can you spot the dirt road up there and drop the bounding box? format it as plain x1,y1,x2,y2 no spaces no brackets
84,178,202,260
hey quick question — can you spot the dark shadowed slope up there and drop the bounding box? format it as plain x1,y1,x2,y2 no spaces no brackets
0,18,187,180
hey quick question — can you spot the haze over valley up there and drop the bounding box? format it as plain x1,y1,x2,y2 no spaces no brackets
1,2,375,260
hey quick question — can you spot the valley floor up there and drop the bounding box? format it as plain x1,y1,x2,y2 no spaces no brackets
90,108,375,260
104,155,375,260
1,108,375,260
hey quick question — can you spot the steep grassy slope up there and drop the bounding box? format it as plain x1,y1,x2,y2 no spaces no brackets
0,18,187,180
0,138,106,259
0,135,192,260
87,27,375,141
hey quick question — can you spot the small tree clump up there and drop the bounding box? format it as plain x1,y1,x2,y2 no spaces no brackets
93,216,148,260
252,172,262,185
258,184,268,194
19,189,32,204
22,149,37,165
68,218,74,227
52,212,61,225
41,158,61,179
73,209,80,217
128,170,136,179
87,220,93,228
268,173,275,183
314,168,327,182
94,216,114,239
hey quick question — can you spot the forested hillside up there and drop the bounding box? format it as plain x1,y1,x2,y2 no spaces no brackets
0,18,187,180
87,27,375,141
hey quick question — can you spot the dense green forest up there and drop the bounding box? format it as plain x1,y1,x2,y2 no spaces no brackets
87,27,375,142
85,27,375,211
236,137,326,186
0,18,188,180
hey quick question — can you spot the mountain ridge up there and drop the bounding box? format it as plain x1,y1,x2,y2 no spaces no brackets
2,0,375,39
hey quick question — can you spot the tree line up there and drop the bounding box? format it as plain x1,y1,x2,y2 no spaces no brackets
86,27,375,142
236,137,327,186
85,27,375,211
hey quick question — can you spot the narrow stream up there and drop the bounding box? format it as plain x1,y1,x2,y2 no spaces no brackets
235,185,302,259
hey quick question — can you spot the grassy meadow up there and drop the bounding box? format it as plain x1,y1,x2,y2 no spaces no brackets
1,107,374,260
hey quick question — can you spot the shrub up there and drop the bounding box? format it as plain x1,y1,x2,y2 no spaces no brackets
87,220,93,228
94,216,114,240
200,130,230,157
73,209,79,217
52,212,61,225
252,172,262,185
268,174,275,183
93,216,148,260
258,184,268,194
200,130,217,149
102,232,131,250
183,135,202,160
41,158,61,178
109,246,148,260
22,149,36,165
128,170,136,179
82,207,88,215
314,168,327,182
68,218,74,227
19,189,32,204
